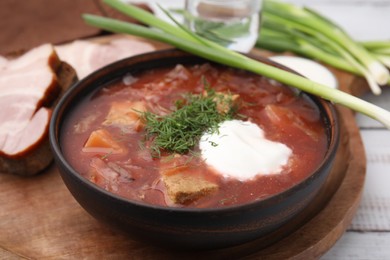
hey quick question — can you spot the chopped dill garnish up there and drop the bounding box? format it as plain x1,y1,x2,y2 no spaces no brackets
142,89,238,157
209,141,219,147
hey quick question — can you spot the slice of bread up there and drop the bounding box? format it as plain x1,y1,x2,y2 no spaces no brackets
0,46,77,176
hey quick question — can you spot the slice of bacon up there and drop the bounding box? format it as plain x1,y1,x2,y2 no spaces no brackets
0,44,61,157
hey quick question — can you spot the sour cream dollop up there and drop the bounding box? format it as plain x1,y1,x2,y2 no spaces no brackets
199,120,292,181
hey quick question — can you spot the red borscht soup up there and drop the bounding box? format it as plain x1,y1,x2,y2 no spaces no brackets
61,63,328,208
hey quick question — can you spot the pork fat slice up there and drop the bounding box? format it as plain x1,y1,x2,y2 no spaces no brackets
0,44,61,157
55,38,155,79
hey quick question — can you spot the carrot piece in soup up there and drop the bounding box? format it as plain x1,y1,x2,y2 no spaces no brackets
83,129,124,154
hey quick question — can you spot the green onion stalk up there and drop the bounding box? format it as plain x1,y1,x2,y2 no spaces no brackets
363,42,390,68
258,28,357,75
83,0,390,129
362,41,390,53
376,55,390,68
260,11,383,94
261,0,389,86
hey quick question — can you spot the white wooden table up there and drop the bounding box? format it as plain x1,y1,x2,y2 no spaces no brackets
297,1,390,259
132,0,390,258
324,91,390,259
277,2,390,258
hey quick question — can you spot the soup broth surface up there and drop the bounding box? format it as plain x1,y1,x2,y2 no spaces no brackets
61,63,328,208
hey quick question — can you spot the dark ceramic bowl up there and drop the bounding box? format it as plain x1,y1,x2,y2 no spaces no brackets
49,49,339,250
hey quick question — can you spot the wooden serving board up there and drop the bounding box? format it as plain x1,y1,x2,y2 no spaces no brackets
0,36,367,259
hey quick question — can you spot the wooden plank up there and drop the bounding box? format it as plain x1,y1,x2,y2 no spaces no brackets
0,1,152,55
348,130,390,231
0,248,21,260
322,232,390,260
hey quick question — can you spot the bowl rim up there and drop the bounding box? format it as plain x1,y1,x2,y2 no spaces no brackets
49,48,340,214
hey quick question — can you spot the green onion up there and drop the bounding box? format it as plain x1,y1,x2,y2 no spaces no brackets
260,11,383,94
361,41,390,68
261,0,389,86
376,55,390,68
362,40,390,53
83,0,390,129
258,29,359,75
